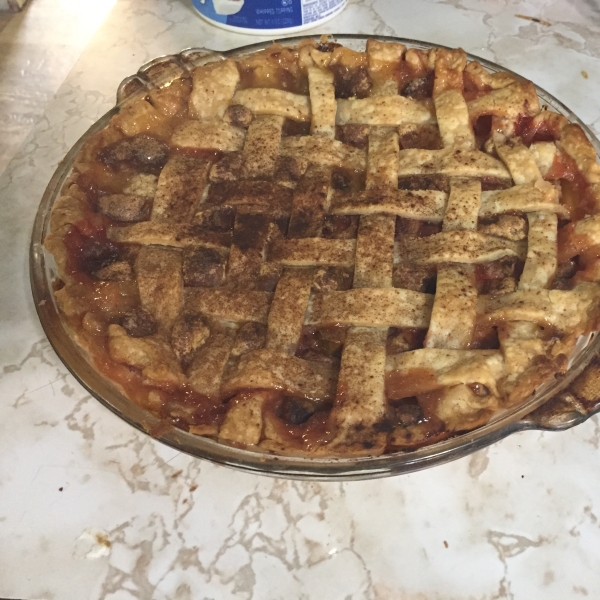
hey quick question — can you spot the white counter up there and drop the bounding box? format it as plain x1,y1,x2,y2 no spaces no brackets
2,0,600,597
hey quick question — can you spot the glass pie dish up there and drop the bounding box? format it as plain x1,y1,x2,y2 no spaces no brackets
30,35,600,480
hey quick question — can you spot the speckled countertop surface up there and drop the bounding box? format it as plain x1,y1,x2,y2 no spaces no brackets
2,1,600,598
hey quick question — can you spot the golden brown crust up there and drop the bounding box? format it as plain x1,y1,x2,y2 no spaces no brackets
108,324,185,386
152,155,212,222
188,328,236,397
135,246,184,332
189,59,240,121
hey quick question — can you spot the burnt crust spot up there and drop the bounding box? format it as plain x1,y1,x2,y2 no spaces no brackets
316,41,337,53
398,124,443,150
195,207,236,233
401,72,434,100
322,214,359,239
282,119,311,137
66,228,121,275
392,398,425,427
278,397,315,425
331,167,353,191
274,155,305,184
331,64,373,99
480,176,513,191
224,104,253,128
120,307,158,337
98,135,169,172
312,267,354,293
98,194,151,223
336,124,370,149
182,247,226,288
210,152,244,182
398,174,450,193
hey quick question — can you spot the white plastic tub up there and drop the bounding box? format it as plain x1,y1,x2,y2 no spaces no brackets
191,0,347,35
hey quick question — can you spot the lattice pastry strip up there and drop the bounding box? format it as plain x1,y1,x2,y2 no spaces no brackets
432,49,475,150
221,348,336,401
441,177,481,233
240,114,285,179
529,141,558,177
151,155,212,222
308,66,336,138
562,213,600,259
425,265,478,349
327,126,399,447
287,164,332,238
188,328,236,398
331,188,446,221
266,268,314,355
425,178,481,349
280,135,366,173
327,327,388,454
337,95,434,127
171,120,245,152
185,288,271,324
401,230,524,265
495,138,544,185
467,80,540,125
434,89,474,150
367,39,406,96
354,215,395,288
106,322,185,386
233,87,311,121
558,124,600,212
308,288,433,328
493,139,560,399
219,390,270,446
479,181,565,218
270,237,355,267
201,180,293,216
481,284,600,331
397,147,511,179
366,126,400,189
353,127,398,288
387,349,505,397
135,246,184,332
189,58,240,120
107,221,230,249
519,211,558,291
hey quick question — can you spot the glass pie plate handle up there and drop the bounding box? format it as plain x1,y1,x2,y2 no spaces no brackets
30,35,600,480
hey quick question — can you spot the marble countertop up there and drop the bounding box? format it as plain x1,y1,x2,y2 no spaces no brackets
2,0,600,598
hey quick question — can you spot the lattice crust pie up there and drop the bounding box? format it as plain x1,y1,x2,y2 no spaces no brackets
45,39,600,457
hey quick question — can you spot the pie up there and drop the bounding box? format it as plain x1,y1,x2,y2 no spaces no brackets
44,38,600,457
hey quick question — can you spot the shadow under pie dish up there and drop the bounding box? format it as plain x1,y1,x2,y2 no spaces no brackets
32,35,600,478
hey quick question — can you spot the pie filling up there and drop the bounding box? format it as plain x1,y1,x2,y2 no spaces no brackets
45,39,600,457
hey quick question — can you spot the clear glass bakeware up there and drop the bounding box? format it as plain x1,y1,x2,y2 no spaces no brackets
30,35,600,480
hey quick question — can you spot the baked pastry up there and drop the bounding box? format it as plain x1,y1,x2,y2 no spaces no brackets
44,38,600,457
